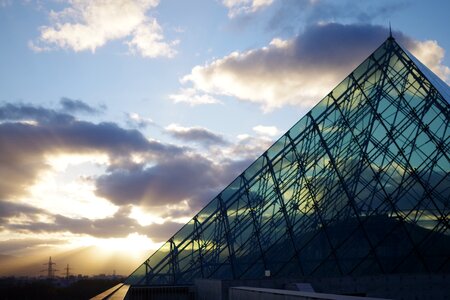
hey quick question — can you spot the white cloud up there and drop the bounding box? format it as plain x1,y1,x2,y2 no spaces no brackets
166,123,193,133
169,88,222,106
408,39,450,82
127,20,178,58
165,123,228,146
30,0,177,58
180,36,342,112
222,0,274,18
177,24,450,112
126,112,154,128
253,125,279,137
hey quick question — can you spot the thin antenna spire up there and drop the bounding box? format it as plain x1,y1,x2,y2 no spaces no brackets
387,22,395,41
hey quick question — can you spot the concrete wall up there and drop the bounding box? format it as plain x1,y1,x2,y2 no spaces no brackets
195,273,450,300
195,279,225,300
195,278,298,300
307,273,450,299
229,287,390,300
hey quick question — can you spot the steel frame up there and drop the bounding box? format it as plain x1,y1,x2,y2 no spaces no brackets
128,37,450,286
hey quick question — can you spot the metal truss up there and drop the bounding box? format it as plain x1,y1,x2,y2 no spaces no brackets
126,37,450,286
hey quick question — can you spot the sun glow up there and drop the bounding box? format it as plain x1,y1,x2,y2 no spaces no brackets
129,202,193,226
69,233,163,261
3,151,169,274
0,230,163,276
96,233,161,253
23,153,117,219
46,153,110,171
130,206,165,226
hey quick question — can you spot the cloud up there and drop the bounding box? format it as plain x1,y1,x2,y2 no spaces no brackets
0,200,44,221
30,0,177,58
0,102,74,124
1,202,182,241
0,103,181,156
178,23,450,111
0,103,182,199
95,154,225,207
141,220,185,241
253,125,279,137
407,39,450,82
51,206,140,237
0,238,65,255
0,102,253,214
222,0,274,18
0,102,273,243
169,88,222,106
165,123,229,146
95,144,254,211
60,97,100,114
93,126,263,210
126,112,155,129
266,0,408,34
127,20,178,58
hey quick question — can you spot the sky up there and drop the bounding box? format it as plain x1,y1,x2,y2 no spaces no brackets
0,0,449,276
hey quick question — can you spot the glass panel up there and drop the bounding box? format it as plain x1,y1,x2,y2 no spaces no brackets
124,37,450,286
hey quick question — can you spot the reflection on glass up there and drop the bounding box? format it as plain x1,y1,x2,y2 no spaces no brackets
126,37,450,286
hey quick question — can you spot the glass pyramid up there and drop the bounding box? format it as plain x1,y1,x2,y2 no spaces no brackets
126,37,450,286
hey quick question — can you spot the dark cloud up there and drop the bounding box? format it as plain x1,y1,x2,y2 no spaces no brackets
59,97,100,114
144,221,185,241
181,23,428,111
0,101,260,242
0,103,164,154
0,200,44,223
2,203,183,242
291,23,392,66
55,121,155,155
165,124,229,147
96,152,253,214
0,238,65,255
0,102,249,213
96,154,224,207
267,0,408,35
0,102,74,124
52,206,139,237
0,204,127,238
0,103,183,199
